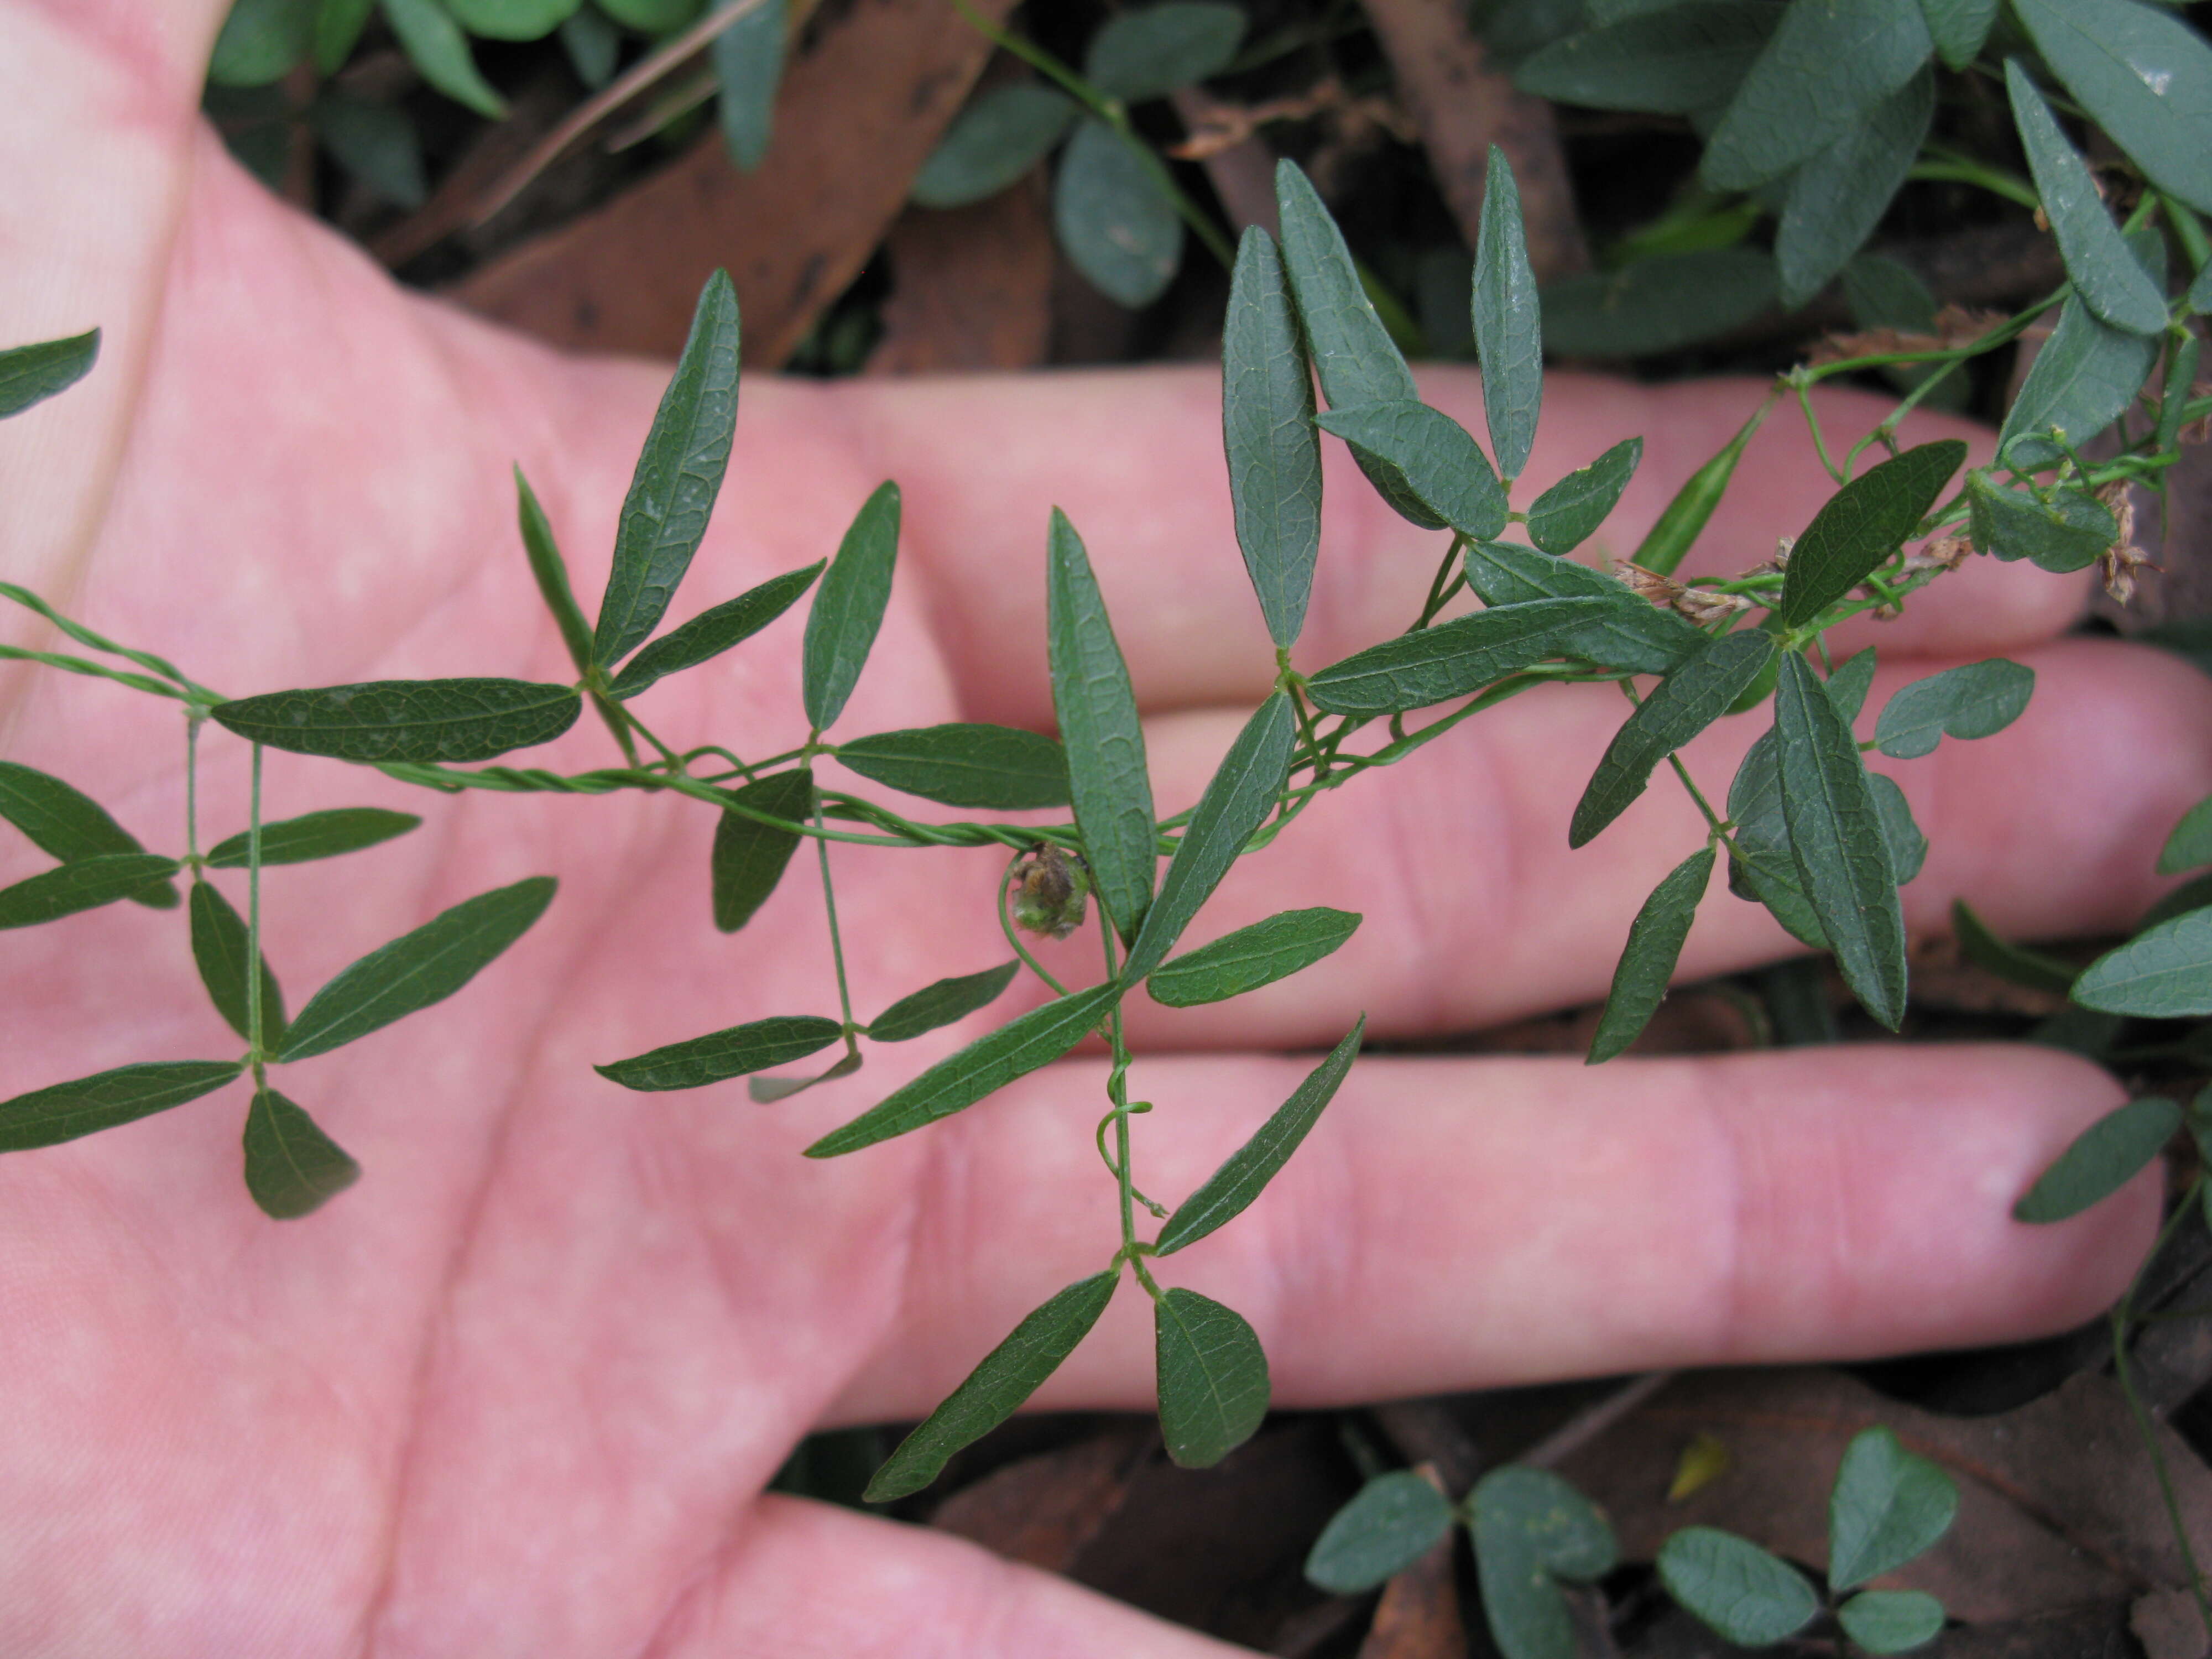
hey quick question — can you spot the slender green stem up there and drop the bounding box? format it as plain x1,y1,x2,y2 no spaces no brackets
813,791,860,1054
998,849,1073,997
1908,149,2039,211
1099,918,1141,1263
591,690,643,769
618,696,687,774
184,712,204,864
246,743,266,1068
1796,383,1846,484
1413,535,1469,629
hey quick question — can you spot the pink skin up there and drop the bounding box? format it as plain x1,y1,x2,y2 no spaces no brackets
0,3,2196,1652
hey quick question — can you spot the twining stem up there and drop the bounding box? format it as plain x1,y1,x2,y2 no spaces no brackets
246,742,266,1072
1099,917,1142,1265
813,790,860,1056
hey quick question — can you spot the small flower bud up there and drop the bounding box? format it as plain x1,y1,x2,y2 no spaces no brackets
1009,846,1089,940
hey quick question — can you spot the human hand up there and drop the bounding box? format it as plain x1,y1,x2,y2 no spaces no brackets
1,4,2203,1651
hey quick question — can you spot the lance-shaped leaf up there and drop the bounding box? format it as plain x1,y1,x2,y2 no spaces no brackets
275,875,556,1062
1699,0,1933,191
1776,652,1907,1028
243,1087,361,1219
1838,1590,1948,1655
1632,398,1768,576
1223,226,1323,648
806,983,1120,1157
1055,120,1182,309
2162,795,2212,876
1303,1471,1455,1594
446,0,582,40
1920,0,1995,69
2014,1095,2180,1222
1542,248,1780,358
1953,898,2074,993
1590,846,1714,1064
0,759,178,907
206,807,421,868
1569,630,1773,848
712,0,784,170
1472,1467,1620,1659
0,329,99,420
190,880,288,1045
1515,2,1778,114
2007,65,2168,338
868,962,1020,1043
1155,1287,1270,1468
2013,0,2212,218
1777,69,1934,311
1869,774,1926,885
712,767,812,933
1306,597,1614,716
911,85,1078,208
1874,659,2033,758
596,1014,844,1091
212,679,582,763
1965,472,2116,571
1657,1528,1819,1646
1779,441,1966,627
1157,1016,1364,1254
803,482,900,733
1315,402,1509,541
0,1060,244,1152
209,0,315,84
608,560,823,700
1124,694,1295,983
380,0,507,118
594,270,741,665
2073,910,2212,1016
1048,510,1157,945
1829,1426,1959,1590
1083,2,1245,101
1462,539,1702,674
2000,295,2162,470
1527,438,1642,555
1473,145,1542,482
1827,646,1878,724
1147,907,1361,1008
835,724,1070,810
0,852,180,930
321,0,379,76
515,466,594,676
864,1269,1119,1501
1726,727,1828,950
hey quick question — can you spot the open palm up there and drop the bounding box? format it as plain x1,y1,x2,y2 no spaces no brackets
0,3,2203,1652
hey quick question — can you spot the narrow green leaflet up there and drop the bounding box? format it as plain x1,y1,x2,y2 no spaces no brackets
1223,226,1323,648
1155,1287,1270,1468
1463,539,1702,674
515,467,596,676
1147,907,1361,1009
0,853,180,930
0,1061,243,1154
1124,694,1293,983
1568,629,1774,848
1055,121,1182,309
243,1088,361,1220
207,808,421,868
713,0,785,171
1829,1426,1958,1591
0,330,100,420
189,880,288,1046
2161,795,2212,875
212,679,582,764
1845,253,1940,332
1472,1467,1620,1659
1157,1016,1365,1254
1305,597,1614,716
1838,1590,1948,1654
747,1047,862,1103
209,0,315,84
1542,248,1778,357
379,0,507,118
1776,69,1933,310
594,269,742,665
1514,2,1780,114
2018,1095,2180,1222
2000,295,2162,469
1874,659,2033,758
1304,1471,1455,1594
1473,145,1542,482
1314,402,1508,539
1589,846,1714,1064
1953,898,2075,993
1526,438,1642,555
835,724,1070,810
317,0,377,72
1869,774,1926,885
1827,646,1877,723
1083,2,1246,101
275,875,556,1062
864,1270,1119,1501
1726,727,1828,950
912,86,1079,209
1632,398,1768,576
1700,0,1934,191
1776,653,1907,1029
806,983,1120,1157
1919,0,1995,68
595,1014,844,1091
608,561,823,700
0,758,175,906
1965,472,2116,571
2073,909,2212,1016
1656,1527,1820,1646
445,0,578,37
2014,0,2212,217
1047,510,1157,944
2006,65,2168,338
868,961,1020,1043
1778,440,1966,627
711,767,813,933
802,482,900,733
